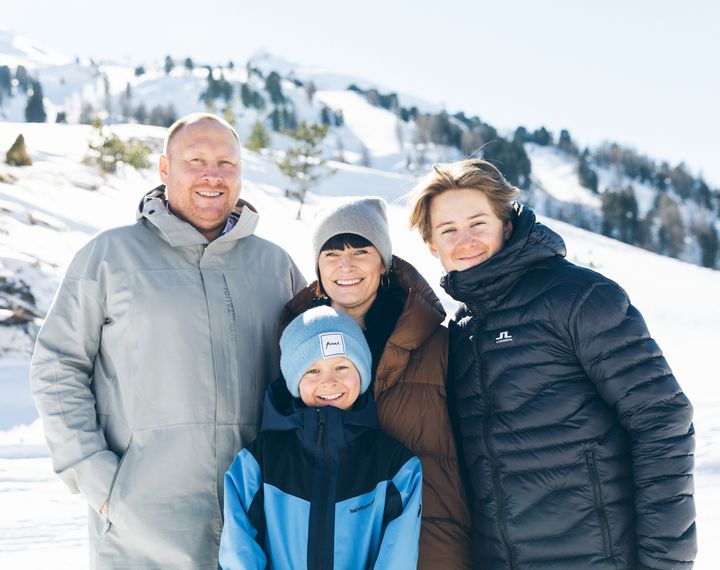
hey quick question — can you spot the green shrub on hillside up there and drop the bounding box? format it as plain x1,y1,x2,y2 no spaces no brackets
84,120,151,174
5,134,32,166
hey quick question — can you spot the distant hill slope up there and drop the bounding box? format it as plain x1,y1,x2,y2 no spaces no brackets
1,27,718,272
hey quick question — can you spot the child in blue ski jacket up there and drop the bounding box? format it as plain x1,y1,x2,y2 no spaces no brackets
219,305,422,570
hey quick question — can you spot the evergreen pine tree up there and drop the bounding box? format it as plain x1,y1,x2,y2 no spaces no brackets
636,215,655,251
265,71,285,105
320,106,332,126
601,186,639,244
15,65,30,93
164,55,175,75
25,81,47,123
481,138,532,188
276,122,334,219
335,137,346,163
240,83,251,107
0,66,12,95
121,83,132,122
5,134,32,166
304,80,316,101
103,74,112,120
513,126,530,143
134,103,148,124
578,149,599,193
223,104,236,127
558,129,578,155
79,102,97,125
246,120,271,152
657,193,685,258
269,108,281,132
695,222,719,269
531,127,553,146
148,104,177,127
240,83,265,109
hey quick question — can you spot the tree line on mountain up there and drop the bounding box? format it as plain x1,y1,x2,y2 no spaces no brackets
3,58,716,268
0,64,47,122
347,84,532,188
534,127,719,269
1,59,339,155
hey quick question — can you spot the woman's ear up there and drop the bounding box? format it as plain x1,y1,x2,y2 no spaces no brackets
503,220,513,241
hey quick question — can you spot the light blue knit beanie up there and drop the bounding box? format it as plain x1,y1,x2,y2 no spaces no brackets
280,306,372,399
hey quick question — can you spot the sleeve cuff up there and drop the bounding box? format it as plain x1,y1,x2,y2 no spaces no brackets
59,449,119,511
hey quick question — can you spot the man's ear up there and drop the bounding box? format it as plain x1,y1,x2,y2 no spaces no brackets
504,220,513,241
158,154,169,183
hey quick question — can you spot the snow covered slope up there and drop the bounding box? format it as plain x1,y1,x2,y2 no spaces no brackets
0,27,70,69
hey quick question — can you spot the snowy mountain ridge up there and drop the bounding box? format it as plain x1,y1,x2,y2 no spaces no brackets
1,25,717,273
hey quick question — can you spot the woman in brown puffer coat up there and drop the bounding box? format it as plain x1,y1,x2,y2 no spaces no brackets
279,197,472,569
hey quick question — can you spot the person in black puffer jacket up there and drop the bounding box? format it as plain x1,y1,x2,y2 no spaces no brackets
408,159,696,570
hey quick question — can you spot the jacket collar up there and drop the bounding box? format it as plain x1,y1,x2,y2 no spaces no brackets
441,205,566,309
136,185,259,247
260,377,378,452
388,255,446,350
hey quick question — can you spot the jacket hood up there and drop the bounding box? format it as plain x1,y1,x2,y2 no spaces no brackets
441,204,566,308
136,185,259,246
260,377,379,451
281,255,445,352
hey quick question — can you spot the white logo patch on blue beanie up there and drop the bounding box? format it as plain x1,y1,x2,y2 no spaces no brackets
320,333,346,358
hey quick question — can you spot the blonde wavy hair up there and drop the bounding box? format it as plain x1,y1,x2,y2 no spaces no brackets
408,159,520,242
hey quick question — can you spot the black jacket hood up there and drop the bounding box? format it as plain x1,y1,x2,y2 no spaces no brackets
441,204,566,309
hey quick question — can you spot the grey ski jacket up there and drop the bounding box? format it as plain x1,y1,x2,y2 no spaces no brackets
30,186,306,569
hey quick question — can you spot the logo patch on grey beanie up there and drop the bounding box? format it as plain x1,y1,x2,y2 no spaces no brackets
320,332,346,358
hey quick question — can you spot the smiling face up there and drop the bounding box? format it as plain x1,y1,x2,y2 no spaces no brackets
159,119,242,240
298,356,361,410
428,188,512,272
318,243,385,324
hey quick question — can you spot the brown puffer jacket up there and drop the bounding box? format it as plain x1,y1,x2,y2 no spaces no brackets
280,256,472,569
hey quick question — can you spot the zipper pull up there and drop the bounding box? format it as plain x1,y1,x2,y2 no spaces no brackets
586,449,594,467
316,411,325,448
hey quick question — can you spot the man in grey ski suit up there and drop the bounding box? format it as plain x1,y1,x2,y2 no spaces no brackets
30,113,306,569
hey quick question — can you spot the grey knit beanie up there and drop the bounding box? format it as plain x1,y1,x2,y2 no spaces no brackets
280,306,372,399
312,197,393,270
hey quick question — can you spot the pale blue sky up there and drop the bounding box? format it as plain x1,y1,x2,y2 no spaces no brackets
2,0,719,184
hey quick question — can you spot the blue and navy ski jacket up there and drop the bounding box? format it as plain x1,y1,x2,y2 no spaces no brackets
219,378,422,570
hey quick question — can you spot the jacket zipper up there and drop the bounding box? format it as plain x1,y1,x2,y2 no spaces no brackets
585,449,612,557
471,307,517,570
315,411,331,570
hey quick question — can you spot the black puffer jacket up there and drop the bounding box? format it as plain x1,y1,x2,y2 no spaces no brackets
442,206,696,570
